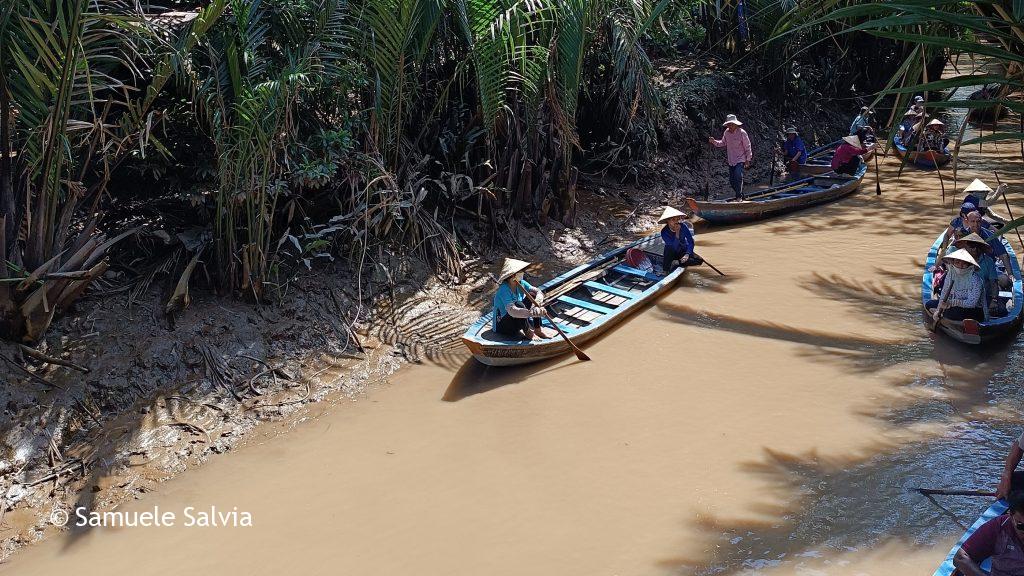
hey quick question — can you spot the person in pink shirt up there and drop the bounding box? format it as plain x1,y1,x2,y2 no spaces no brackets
830,134,873,175
708,114,753,200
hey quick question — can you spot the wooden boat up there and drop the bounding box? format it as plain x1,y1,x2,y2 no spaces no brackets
892,133,952,169
685,164,867,226
461,235,685,366
921,230,1024,345
798,139,876,176
932,499,1007,576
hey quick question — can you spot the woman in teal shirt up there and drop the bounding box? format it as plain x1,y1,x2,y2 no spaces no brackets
492,258,551,339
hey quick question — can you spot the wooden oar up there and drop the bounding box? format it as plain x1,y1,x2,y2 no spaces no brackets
993,172,1024,253
693,252,724,276
914,487,996,498
928,300,945,332
515,279,590,362
874,146,882,196
739,177,817,202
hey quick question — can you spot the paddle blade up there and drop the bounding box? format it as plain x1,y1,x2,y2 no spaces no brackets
574,349,591,361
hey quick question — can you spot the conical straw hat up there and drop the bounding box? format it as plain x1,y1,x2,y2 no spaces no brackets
842,135,862,147
963,179,992,194
658,206,686,223
926,118,945,128
954,233,993,253
497,258,531,283
942,248,979,268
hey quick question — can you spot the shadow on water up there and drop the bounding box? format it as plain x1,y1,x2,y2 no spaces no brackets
653,292,1022,574
441,355,582,401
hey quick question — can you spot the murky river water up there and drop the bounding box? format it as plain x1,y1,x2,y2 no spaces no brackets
4,94,1024,575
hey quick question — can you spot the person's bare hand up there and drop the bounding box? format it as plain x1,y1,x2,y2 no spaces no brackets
998,473,1012,500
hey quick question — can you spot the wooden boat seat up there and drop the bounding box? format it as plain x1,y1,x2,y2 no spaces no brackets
556,295,615,315
584,281,639,300
612,264,661,281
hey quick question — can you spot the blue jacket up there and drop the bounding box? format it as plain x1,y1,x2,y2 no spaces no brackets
661,224,694,256
783,136,807,163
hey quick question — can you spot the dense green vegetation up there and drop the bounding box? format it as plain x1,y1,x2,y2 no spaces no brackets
1,0,1018,343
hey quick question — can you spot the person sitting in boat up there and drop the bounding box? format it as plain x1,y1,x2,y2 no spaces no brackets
849,106,873,136
492,258,552,340
954,490,1024,576
856,125,877,146
927,249,987,323
963,210,1012,284
944,202,994,253
954,233,1005,317
830,135,872,175
898,109,920,147
782,127,807,175
923,118,949,151
659,207,702,274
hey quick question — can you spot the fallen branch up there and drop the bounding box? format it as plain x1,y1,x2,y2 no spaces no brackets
18,344,90,373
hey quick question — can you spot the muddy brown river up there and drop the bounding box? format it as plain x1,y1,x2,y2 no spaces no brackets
4,110,1024,574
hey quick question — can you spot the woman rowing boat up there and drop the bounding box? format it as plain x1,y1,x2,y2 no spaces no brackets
658,207,702,275
927,249,987,324
492,258,553,341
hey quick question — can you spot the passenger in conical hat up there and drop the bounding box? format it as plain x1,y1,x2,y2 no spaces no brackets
658,207,702,274
953,232,1005,317
492,258,552,340
926,248,986,324
898,109,920,146
831,134,873,176
923,118,949,152
959,178,1009,225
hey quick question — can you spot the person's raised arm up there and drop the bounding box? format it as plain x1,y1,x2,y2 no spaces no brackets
998,436,1024,499
708,134,725,148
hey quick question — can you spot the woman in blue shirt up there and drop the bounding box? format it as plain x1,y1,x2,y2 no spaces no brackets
492,258,551,340
659,207,700,274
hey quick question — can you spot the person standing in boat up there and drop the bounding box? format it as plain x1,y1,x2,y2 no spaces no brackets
782,127,807,176
708,114,752,200
659,207,702,274
911,95,926,115
492,258,552,340
927,249,987,324
830,135,872,175
849,106,873,136
954,490,1024,576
